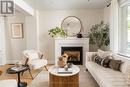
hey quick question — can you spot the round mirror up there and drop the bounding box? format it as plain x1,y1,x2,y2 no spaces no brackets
61,16,82,36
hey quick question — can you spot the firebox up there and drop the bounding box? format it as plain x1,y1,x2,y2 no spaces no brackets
61,47,83,65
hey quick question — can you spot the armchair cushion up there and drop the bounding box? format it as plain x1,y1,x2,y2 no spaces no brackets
27,52,39,60
23,50,48,70
29,59,47,69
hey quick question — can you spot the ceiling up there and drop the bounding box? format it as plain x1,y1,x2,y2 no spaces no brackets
23,0,110,10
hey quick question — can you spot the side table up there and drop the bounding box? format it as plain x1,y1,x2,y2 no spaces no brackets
7,65,29,87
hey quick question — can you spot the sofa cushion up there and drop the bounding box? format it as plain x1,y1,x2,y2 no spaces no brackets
125,65,130,85
86,61,128,87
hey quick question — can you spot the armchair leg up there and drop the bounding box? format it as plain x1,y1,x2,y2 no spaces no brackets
21,71,24,76
44,65,48,71
28,68,33,79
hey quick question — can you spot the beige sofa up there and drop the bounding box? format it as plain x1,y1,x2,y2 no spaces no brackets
85,52,130,87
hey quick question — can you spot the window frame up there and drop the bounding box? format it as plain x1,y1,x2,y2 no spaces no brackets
118,4,130,56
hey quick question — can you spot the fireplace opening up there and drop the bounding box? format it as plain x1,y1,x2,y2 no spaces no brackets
61,47,83,65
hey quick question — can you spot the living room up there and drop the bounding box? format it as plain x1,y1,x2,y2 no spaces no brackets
0,0,130,87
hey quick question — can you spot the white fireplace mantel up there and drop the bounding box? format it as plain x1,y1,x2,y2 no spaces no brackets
55,37,89,65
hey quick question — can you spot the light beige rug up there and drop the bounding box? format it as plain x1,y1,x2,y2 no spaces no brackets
28,66,99,87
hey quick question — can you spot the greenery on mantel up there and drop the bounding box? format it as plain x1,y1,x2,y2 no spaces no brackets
48,27,67,38
88,21,110,50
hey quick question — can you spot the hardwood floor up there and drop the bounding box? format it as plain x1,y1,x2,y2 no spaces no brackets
0,64,50,85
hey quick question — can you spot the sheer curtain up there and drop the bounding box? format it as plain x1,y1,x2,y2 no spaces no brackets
110,0,119,53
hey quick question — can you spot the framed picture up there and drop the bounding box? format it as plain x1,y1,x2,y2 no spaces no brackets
11,23,23,39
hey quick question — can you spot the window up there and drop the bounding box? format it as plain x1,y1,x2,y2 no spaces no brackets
119,5,130,56
127,7,130,50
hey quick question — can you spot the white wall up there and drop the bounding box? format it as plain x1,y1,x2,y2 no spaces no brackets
38,10,104,64
104,6,110,24
25,11,38,50
0,17,6,65
5,11,26,63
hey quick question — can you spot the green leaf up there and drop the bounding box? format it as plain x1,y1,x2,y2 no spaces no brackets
48,27,67,38
88,21,110,48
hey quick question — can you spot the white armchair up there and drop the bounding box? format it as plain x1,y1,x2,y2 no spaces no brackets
23,50,48,70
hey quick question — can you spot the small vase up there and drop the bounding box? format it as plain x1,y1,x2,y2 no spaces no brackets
77,34,82,38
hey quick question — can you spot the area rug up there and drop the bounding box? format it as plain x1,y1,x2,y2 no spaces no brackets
28,66,99,87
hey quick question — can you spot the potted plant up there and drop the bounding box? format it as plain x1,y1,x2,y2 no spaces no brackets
88,21,110,51
48,27,67,37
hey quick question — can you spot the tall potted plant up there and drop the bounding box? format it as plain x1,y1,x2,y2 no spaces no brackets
88,21,110,51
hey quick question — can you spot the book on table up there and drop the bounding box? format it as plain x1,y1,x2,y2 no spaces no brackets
11,66,26,71
58,68,73,74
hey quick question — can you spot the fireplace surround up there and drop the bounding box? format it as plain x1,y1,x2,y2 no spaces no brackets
55,37,89,65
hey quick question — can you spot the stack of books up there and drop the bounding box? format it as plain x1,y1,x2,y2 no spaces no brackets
57,68,73,74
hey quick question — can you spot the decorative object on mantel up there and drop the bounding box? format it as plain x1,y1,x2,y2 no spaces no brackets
48,27,67,37
11,23,23,39
88,21,110,51
77,33,83,38
61,16,82,37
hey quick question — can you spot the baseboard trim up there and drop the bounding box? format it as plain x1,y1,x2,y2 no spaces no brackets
6,59,55,65
6,59,19,64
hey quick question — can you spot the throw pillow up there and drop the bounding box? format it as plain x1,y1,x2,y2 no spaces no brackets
101,58,111,68
91,54,98,61
109,59,122,71
27,52,39,60
94,55,103,65
98,49,112,58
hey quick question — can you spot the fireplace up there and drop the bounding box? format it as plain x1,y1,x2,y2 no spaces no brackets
61,47,83,65
55,38,89,65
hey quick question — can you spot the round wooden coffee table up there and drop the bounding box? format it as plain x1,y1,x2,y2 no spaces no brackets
49,65,80,87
